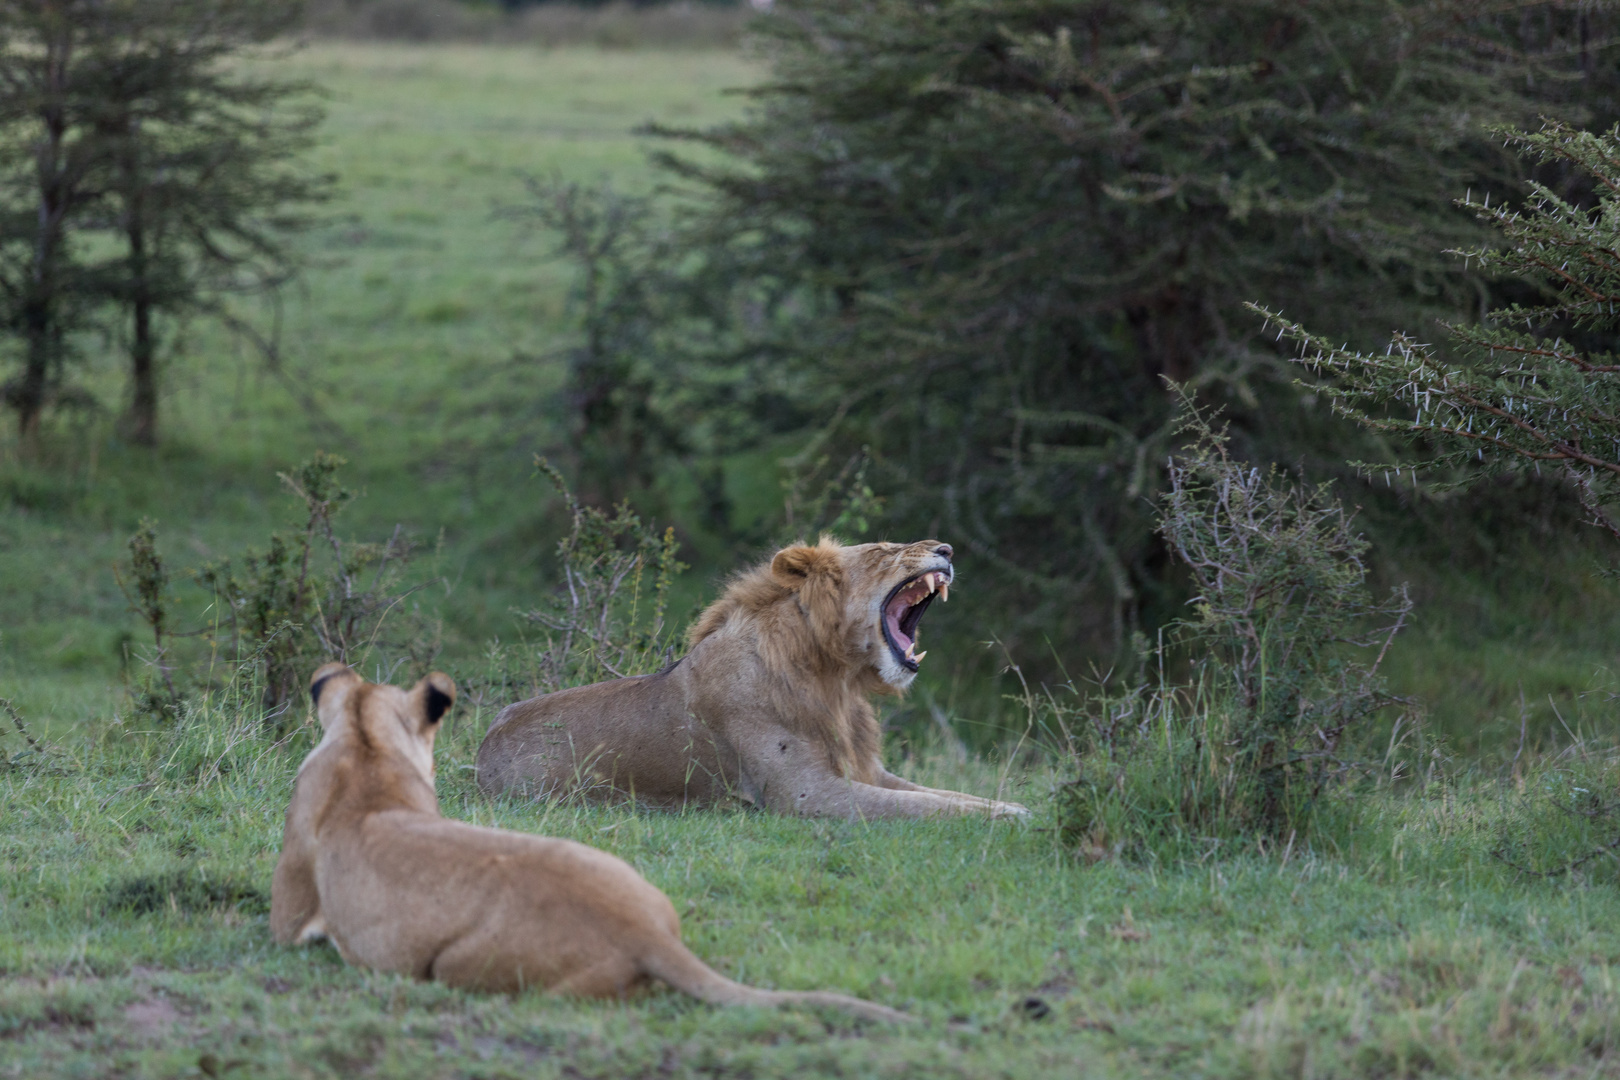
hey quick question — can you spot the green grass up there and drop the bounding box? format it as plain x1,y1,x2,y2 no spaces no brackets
4,697,1620,1078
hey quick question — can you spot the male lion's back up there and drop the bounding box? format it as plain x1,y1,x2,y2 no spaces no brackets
474,668,736,807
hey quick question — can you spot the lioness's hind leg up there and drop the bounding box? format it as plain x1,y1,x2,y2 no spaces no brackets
549,955,649,999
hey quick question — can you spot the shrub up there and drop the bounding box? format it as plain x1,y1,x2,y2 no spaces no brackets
1258,121,1620,552
1258,119,1620,875
118,452,440,728
1054,396,1412,853
461,458,687,707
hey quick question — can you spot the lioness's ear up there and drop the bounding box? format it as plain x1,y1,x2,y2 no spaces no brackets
309,663,362,730
771,540,841,589
414,672,456,726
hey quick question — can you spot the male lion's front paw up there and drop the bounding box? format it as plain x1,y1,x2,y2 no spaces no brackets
989,801,1031,820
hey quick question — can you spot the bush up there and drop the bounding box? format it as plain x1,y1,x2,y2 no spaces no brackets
1053,396,1412,853
1259,119,1620,875
1260,121,1620,553
117,452,440,728
458,458,686,706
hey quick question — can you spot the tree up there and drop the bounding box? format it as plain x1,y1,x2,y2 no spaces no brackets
0,0,104,450
635,0,1620,660
1257,121,1620,553
0,0,326,449
93,0,325,446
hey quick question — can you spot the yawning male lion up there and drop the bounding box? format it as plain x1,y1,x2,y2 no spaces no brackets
475,538,1029,819
270,663,906,1020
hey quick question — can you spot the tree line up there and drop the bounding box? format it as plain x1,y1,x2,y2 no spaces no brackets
535,0,1620,669
0,0,326,451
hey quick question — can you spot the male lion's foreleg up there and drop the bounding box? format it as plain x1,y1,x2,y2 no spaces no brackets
871,770,1030,818
775,773,1026,820
739,731,1028,819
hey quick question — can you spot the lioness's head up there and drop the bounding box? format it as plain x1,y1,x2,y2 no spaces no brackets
307,663,457,782
766,537,955,691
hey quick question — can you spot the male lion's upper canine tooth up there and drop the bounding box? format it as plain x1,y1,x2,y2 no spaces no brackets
939,582,949,603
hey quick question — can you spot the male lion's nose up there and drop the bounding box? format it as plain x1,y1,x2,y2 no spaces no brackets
933,544,953,560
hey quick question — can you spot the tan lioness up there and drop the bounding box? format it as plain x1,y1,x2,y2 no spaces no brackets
270,663,907,1020
476,538,1029,820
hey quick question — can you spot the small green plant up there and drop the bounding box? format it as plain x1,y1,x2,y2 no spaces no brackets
0,697,59,773
517,458,687,693
118,452,439,728
115,519,182,722
781,448,885,541
1054,395,1413,854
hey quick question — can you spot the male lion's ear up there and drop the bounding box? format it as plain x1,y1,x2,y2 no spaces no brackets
415,672,456,726
770,538,845,649
771,540,841,589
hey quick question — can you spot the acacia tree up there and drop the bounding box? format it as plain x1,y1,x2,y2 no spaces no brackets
629,0,1620,659
92,0,324,446
1257,121,1620,549
0,0,325,449
0,0,105,450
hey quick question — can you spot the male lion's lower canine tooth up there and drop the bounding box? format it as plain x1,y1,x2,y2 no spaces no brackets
913,650,927,663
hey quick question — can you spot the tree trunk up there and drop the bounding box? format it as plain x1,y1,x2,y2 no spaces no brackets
124,151,156,446
128,293,156,445
13,26,73,455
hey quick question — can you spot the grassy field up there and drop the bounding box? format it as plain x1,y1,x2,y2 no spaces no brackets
4,691,1620,1079
5,40,1620,1080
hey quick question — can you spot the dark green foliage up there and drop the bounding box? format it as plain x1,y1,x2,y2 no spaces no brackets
622,0,1620,664
514,178,685,509
116,518,181,719
1054,398,1411,850
1261,121,1620,547
1260,120,1620,875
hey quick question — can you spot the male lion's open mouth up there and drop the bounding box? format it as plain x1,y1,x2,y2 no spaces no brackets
881,570,950,672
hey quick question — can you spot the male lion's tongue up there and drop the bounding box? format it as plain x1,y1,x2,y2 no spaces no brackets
886,581,928,653
885,598,912,651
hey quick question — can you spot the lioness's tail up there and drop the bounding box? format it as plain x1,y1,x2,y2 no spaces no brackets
640,941,912,1023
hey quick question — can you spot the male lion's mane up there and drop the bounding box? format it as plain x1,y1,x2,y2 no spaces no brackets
687,537,882,781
